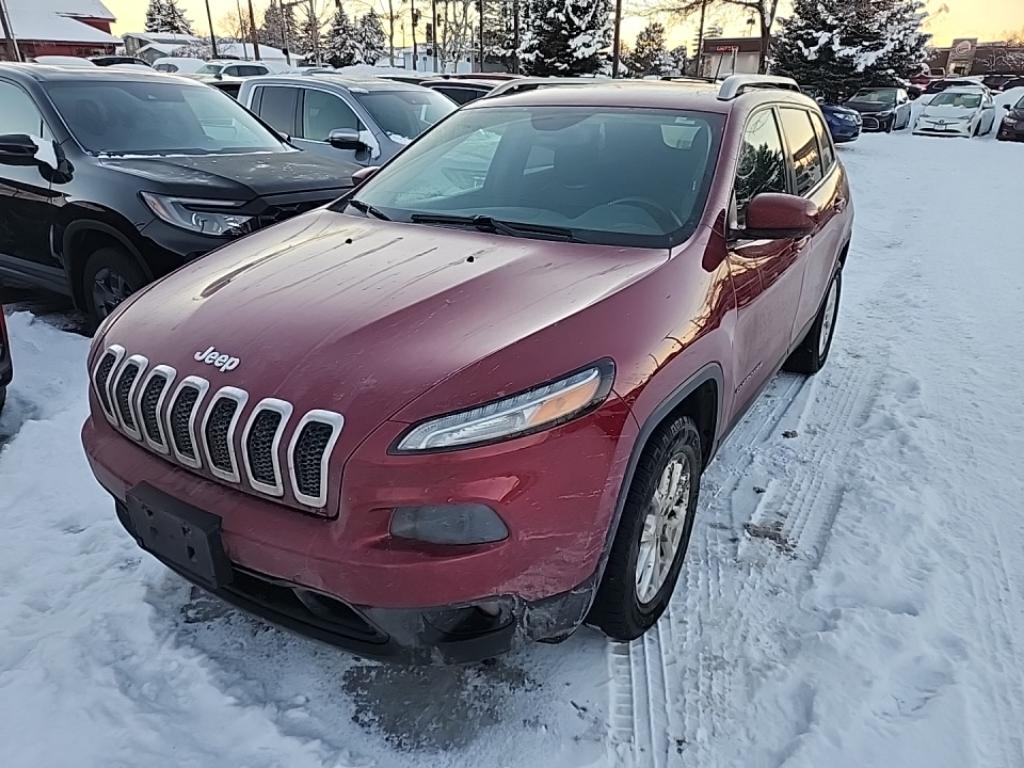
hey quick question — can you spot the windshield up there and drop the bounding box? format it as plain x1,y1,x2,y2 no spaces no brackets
850,90,896,105
1017,96,1024,109
352,89,455,141
930,92,982,108
194,63,223,75
46,81,287,156
343,106,723,247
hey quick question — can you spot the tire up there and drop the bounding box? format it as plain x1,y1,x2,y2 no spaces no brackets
82,247,146,330
588,416,702,641
0,386,6,417
784,268,842,375
885,118,894,133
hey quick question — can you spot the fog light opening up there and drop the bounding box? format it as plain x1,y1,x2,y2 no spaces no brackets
390,504,508,546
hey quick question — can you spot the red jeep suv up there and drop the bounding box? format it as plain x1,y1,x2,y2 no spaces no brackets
82,76,853,663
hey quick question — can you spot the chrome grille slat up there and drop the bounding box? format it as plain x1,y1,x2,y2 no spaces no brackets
140,374,168,443
92,344,125,424
241,398,293,497
288,410,344,510
113,354,148,440
201,387,249,483
166,376,210,469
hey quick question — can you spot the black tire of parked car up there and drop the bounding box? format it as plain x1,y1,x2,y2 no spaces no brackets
588,416,702,641
82,247,146,330
0,386,6,416
784,269,843,375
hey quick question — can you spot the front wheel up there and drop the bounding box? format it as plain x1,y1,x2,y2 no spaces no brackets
82,247,146,330
588,416,702,641
784,269,842,375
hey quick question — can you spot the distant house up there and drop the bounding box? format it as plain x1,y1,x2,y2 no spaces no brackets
928,39,1024,77
1,0,119,60
699,37,763,78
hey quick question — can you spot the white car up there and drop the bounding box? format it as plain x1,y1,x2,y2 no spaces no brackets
152,57,208,75
187,60,272,82
914,87,998,138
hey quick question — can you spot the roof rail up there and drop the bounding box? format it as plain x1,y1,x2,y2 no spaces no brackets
717,74,800,100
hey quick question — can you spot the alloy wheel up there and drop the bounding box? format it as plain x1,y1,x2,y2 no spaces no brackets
92,267,133,321
635,454,692,604
819,277,840,358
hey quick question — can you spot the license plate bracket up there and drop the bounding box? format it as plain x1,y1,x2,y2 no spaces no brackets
126,483,233,590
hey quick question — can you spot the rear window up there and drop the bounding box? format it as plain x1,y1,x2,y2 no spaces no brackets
254,86,299,135
779,108,824,196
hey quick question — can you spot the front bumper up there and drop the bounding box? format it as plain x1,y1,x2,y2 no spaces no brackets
83,391,638,660
997,122,1024,141
859,114,891,132
829,124,861,142
913,121,972,137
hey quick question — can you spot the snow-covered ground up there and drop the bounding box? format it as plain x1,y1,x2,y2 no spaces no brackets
2,132,1024,767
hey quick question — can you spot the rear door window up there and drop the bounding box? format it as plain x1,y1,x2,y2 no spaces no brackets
237,65,267,77
253,86,299,136
0,81,49,138
734,108,788,227
809,111,835,172
779,108,824,196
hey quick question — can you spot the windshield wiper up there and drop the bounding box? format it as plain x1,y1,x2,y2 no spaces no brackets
409,213,582,242
347,198,391,221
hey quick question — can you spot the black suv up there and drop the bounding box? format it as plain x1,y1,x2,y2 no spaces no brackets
0,64,359,326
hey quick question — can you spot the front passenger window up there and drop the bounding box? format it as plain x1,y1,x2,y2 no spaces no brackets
0,82,48,138
301,90,361,141
734,109,788,228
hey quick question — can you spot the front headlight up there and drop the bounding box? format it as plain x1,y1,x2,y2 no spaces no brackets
394,361,615,452
141,192,253,237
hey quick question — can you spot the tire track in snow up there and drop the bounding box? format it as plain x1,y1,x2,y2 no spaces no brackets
606,354,883,764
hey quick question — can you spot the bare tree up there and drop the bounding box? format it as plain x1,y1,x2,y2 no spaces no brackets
435,0,477,72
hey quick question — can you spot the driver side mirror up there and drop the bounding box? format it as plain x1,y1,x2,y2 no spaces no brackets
329,128,366,151
743,193,819,239
351,165,381,185
1004,104,1012,111
0,133,42,167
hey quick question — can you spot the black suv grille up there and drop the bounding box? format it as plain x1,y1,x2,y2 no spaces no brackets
115,362,141,430
205,397,239,473
246,410,282,486
140,373,169,444
255,198,333,230
293,421,335,500
169,386,200,459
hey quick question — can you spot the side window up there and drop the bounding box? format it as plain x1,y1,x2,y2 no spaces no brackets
810,112,835,172
779,108,824,196
254,86,299,136
238,66,266,77
0,82,48,138
734,108,788,227
301,89,361,141
223,66,241,77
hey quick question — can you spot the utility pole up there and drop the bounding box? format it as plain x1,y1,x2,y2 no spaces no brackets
204,0,219,59
280,0,292,65
512,0,519,74
431,0,437,73
0,0,22,62
611,0,622,77
247,0,261,59
696,0,707,77
478,0,485,73
411,0,418,71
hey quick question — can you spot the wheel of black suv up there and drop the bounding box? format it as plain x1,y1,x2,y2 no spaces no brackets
784,268,842,375
82,247,146,330
588,416,702,641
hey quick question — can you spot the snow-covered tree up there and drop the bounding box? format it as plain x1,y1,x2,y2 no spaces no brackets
163,0,194,35
323,6,361,68
144,0,167,33
668,44,688,75
293,3,329,65
773,0,929,102
355,10,388,65
483,0,529,71
522,0,612,76
260,3,298,50
629,21,672,76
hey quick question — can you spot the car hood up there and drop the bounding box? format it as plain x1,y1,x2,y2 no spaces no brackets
99,210,668,463
920,104,978,118
98,151,357,200
823,105,859,118
845,101,894,114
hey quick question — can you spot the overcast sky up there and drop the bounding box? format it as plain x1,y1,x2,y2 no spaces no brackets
107,0,1022,50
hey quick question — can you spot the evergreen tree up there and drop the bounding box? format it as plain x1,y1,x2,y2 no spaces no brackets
144,0,167,33
522,0,612,76
293,5,325,63
355,10,387,65
260,3,298,50
323,6,361,67
773,0,929,102
163,0,194,35
629,21,671,77
483,0,528,71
